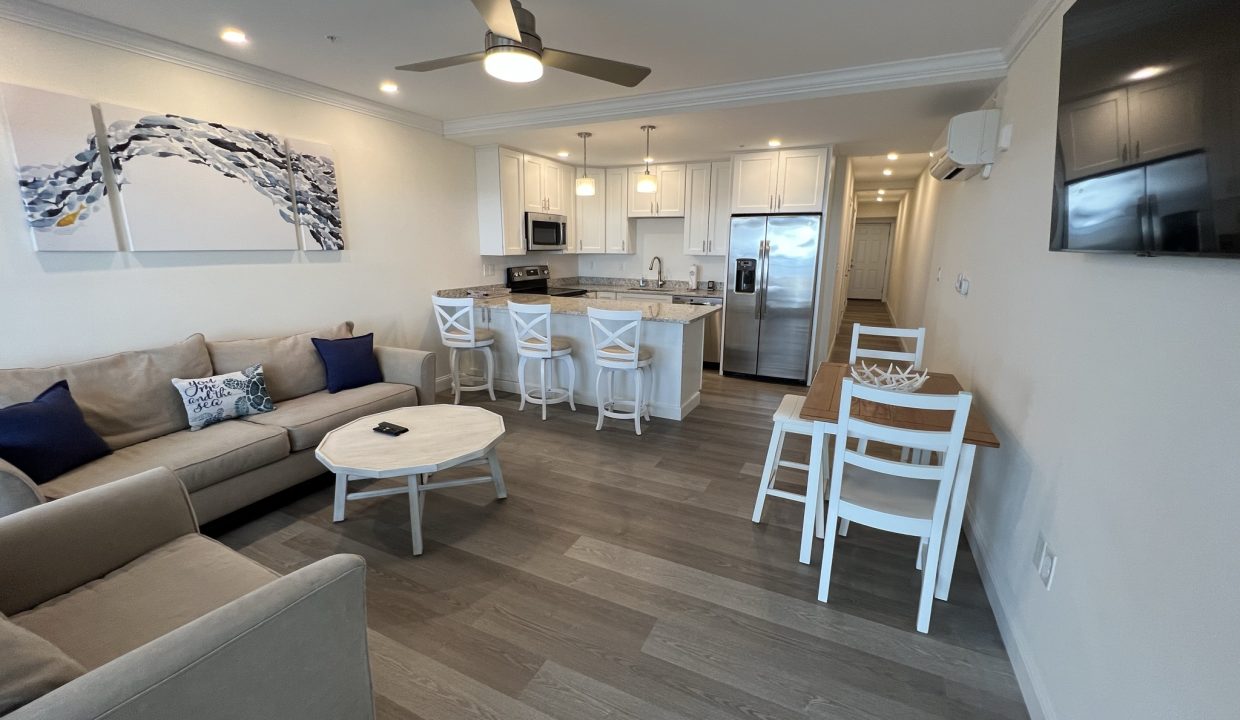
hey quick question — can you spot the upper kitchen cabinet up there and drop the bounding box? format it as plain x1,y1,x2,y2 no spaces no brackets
523,154,570,213
730,147,830,213
605,168,634,253
706,161,732,256
575,168,606,254
684,161,732,256
1059,70,1204,181
627,164,686,217
476,145,526,256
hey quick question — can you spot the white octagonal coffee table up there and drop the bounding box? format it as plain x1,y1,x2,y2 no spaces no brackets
316,405,507,556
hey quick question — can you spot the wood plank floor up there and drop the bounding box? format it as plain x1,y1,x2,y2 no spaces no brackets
208,301,1026,720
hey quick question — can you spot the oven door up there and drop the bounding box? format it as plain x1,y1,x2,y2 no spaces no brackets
525,212,567,250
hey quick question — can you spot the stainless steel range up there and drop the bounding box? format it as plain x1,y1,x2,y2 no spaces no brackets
505,265,587,297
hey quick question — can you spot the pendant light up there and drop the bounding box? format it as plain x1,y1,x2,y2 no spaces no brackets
575,132,596,197
635,125,658,194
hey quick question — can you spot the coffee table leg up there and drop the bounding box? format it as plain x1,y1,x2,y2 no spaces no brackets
487,450,507,500
407,475,424,556
333,473,348,522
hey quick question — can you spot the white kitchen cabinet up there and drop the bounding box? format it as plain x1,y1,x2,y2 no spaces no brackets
604,168,633,253
1059,70,1204,181
730,147,829,213
627,164,686,217
575,168,606,253
730,151,779,213
476,145,526,256
522,155,570,213
706,161,732,256
683,162,712,255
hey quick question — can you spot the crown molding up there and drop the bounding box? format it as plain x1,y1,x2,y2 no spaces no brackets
1003,0,1069,65
442,48,1009,137
0,0,443,134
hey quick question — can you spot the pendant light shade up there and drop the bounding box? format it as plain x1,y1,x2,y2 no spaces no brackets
636,125,658,194
575,131,596,196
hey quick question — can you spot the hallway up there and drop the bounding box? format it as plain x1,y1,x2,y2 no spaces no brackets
827,299,903,364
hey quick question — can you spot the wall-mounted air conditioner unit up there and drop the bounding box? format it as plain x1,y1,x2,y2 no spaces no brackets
930,109,1000,181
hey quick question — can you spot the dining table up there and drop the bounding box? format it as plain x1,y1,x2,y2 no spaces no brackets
797,361,1000,601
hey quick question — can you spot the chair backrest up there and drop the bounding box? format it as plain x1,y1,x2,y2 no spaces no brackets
849,323,926,368
431,296,477,345
508,301,554,357
830,378,972,516
587,307,643,368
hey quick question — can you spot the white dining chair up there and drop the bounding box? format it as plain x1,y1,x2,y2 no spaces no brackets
751,394,826,557
431,295,495,404
508,301,576,420
817,377,972,634
587,307,653,435
849,323,926,369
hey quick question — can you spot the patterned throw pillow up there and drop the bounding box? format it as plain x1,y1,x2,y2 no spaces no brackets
172,364,275,431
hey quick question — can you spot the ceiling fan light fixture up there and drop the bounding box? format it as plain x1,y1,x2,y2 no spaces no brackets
483,46,543,83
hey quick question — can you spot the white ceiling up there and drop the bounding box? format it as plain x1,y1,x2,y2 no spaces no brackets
40,0,1035,121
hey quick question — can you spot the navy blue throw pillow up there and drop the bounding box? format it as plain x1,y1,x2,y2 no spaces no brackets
312,333,383,393
0,381,112,484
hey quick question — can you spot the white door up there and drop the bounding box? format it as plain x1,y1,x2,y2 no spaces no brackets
775,148,828,212
683,162,711,254
543,161,567,214
605,168,631,253
730,151,779,213
654,164,686,216
627,165,657,217
575,168,606,253
847,222,892,300
499,149,526,255
706,161,732,256
523,155,546,212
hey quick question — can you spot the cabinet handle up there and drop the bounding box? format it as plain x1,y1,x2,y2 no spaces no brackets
777,194,782,210
1122,144,1128,163
769,195,773,211
1135,141,1140,159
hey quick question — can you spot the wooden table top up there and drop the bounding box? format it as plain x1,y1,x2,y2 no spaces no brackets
799,362,1001,449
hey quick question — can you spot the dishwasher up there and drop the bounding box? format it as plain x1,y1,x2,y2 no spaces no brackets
672,295,723,365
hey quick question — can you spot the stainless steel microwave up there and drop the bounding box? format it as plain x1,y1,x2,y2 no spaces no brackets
525,212,568,251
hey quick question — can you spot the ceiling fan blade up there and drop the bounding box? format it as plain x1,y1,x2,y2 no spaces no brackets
470,0,522,39
396,51,486,72
542,48,651,87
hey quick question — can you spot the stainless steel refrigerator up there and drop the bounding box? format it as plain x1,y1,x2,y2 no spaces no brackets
723,214,821,381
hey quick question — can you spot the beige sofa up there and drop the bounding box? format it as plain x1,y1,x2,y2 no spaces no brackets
0,467,374,719
0,323,435,522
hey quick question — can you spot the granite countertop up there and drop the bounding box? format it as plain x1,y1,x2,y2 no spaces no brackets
570,283,723,299
470,293,720,324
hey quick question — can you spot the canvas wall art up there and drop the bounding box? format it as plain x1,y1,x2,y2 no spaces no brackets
0,84,121,251
287,138,344,251
99,103,300,251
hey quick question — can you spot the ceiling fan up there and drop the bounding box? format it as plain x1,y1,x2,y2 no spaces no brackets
396,0,651,87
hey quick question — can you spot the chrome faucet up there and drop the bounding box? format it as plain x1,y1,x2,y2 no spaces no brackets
648,256,665,288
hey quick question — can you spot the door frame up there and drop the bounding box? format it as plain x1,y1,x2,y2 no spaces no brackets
847,219,895,302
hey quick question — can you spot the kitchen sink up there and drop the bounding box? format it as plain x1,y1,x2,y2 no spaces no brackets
626,286,668,292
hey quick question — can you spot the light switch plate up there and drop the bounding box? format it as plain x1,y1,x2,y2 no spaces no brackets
1038,549,1057,590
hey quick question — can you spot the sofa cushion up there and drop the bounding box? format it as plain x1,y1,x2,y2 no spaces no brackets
312,334,383,393
0,613,85,714
208,323,353,403
244,383,417,451
40,421,289,499
0,335,212,450
0,381,111,484
10,535,278,671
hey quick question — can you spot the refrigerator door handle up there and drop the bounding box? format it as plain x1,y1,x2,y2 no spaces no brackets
759,239,770,318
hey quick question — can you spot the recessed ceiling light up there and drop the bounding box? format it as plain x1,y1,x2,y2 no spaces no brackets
1127,66,1166,81
220,28,249,45
882,168,893,176
876,197,884,202
379,81,399,94
886,152,899,161
877,189,886,195
557,151,570,158
768,139,782,147
929,151,935,157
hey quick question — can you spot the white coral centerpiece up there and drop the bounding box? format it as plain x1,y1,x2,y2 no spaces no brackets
849,362,930,393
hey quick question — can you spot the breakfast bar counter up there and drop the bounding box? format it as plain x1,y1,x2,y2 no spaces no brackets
434,289,720,420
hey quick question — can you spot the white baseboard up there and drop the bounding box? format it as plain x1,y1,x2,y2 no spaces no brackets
435,374,453,394
965,510,1056,720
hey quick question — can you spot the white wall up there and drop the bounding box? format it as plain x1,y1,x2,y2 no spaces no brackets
0,20,486,373
888,7,1240,719
885,169,942,329
578,217,725,286
855,202,899,219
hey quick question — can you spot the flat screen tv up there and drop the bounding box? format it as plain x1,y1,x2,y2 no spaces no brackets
1050,0,1240,257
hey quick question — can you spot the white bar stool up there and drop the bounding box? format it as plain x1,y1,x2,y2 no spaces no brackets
431,295,495,404
752,394,827,559
587,307,653,435
508,301,576,420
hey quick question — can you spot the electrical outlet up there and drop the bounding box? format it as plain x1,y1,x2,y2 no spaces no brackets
1038,547,1057,590
954,273,970,296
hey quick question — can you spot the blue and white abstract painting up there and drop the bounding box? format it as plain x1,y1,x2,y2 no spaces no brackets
1,84,122,251
287,138,344,251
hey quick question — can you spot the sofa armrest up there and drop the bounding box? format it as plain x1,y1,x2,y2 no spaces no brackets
8,555,375,720
0,467,198,616
374,345,436,405
0,457,44,519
